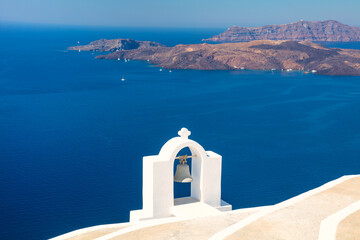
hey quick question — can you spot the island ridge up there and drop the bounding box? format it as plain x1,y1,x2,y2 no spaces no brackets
70,39,360,76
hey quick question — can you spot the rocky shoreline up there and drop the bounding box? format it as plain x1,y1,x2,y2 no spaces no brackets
69,38,360,76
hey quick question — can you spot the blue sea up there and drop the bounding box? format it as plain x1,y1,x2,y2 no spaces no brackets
1,23,360,240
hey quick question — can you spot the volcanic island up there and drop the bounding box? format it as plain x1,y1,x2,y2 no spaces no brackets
69,21,360,76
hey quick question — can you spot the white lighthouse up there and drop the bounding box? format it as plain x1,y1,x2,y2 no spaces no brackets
130,128,231,222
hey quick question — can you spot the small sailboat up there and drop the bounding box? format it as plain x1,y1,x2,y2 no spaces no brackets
121,76,125,81
78,49,81,52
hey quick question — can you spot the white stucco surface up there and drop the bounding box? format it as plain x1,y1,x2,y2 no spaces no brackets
52,175,359,240
172,197,222,218
49,222,131,240
209,175,359,240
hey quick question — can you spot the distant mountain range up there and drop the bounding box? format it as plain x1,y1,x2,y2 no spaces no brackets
203,20,360,42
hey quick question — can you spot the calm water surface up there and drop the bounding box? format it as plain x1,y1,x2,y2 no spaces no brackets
1,23,360,240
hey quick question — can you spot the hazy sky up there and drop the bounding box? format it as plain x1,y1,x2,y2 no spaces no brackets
1,0,360,28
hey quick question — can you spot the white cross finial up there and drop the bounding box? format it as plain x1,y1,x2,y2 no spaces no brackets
178,128,191,139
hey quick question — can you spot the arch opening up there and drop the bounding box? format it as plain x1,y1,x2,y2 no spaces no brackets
173,147,192,199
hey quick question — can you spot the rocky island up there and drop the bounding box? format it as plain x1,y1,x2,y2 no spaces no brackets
68,38,164,52
204,20,360,42
70,38,360,76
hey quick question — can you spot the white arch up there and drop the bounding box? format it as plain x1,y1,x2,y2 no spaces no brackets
159,137,209,202
130,129,223,222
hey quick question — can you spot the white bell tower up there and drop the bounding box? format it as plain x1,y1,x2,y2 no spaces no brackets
130,128,231,222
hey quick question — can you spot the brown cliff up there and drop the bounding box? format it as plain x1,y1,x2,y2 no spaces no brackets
204,20,360,42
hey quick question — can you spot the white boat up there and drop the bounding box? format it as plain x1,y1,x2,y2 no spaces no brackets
121,77,125,81
160,68,163,71
169,70,172,73
77,41,80,44
78,49,81,52
118,58,120,61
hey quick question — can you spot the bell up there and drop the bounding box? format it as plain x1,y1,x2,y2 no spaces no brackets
174,163,192,183
174,156,193,183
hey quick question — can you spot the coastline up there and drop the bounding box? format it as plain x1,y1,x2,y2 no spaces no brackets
70,39,360,76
